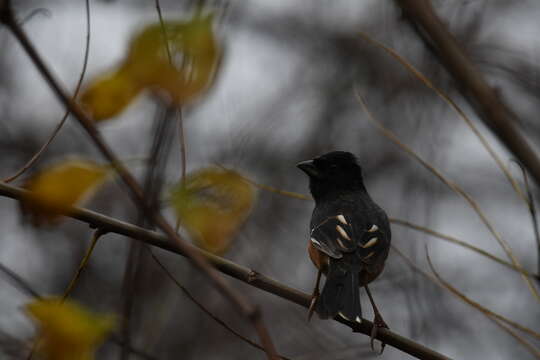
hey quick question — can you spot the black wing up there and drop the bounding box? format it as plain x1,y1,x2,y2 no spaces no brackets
310,212,390,267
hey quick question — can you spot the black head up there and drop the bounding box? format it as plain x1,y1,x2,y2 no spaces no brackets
297,151,365,201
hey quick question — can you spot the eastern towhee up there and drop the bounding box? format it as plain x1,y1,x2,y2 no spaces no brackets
297,151,391,351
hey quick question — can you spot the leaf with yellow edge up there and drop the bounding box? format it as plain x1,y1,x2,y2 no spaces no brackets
79,68,142,121
25,297,115,360
21,159,111,224
80,11,221,121
170,167,256,255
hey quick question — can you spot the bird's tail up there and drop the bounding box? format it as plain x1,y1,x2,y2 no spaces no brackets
316,260,362,322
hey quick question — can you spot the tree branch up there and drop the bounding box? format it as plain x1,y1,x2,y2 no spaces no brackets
0,181,452,360
394,0,540,188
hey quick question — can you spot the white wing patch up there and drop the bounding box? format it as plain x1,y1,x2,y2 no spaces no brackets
336,225,352,241
367,224,379,233
336,214,347,225
362,237,378,248
363,252,375,260
310,237,322,247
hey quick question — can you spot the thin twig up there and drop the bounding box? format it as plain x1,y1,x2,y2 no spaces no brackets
357,31,527,203
390,218,539,280
0,263,41,299
154,1,187,184
424,248,540,358
512,161,540,279
20,8,51,26
177,109,187,184
0,4,279,358
62,229,104,301
487,317,540,360
0,181,453,360
149,249,292,360
355,90,540,303
26,228,104,360
3,0,91,183
392,247,540,342
214,163,312,200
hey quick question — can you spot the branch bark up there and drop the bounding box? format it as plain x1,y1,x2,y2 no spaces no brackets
0,181,452,360
394,0,540,188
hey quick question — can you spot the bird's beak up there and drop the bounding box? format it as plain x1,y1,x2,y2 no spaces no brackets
297,160,319,178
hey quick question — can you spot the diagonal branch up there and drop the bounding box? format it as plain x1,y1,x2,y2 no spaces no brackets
394,0,540,188
0,181,452,360
3,0,91,183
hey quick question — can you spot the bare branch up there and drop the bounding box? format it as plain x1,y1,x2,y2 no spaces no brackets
3,0,91,183
394,0,540,188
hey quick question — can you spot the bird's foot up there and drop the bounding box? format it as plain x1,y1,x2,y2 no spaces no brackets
307,291,319,322
370,313,389,354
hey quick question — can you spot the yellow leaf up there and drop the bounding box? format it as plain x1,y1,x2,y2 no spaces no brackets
79,68,141,121
80,12,221,121
26,298,115,360
21,159,111,224
171,167,256,255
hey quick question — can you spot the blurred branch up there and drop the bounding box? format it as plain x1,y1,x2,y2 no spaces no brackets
20,8,51,26
0,263,40,298
120,106,175,360
393,247,540,358
154,0,187,182
149,249,291,360
355,91,540,303
425,249,540,358
0,181,452,360
357,31,526,203
0,3,279,358
513,161,540,279
391,218,539,280
394,0,540,189
3,0,91,183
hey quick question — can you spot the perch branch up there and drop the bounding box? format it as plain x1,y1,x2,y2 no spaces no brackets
0,181,452,360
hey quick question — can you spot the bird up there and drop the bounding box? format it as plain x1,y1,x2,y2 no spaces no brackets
297,151,391,350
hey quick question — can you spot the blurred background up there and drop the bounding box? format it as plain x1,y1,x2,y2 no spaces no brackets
1,0,540,359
